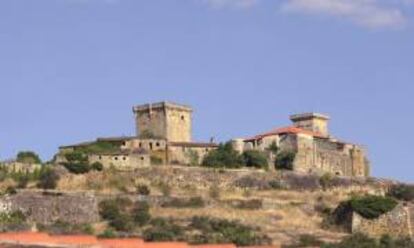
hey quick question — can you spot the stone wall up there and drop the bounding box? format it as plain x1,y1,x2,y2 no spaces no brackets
0,191,100,225
352,204,412,238
133,102,192,142
89,153,150,170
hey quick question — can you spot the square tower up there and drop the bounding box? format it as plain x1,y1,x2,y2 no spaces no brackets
133,102,192,142
290,113,330,137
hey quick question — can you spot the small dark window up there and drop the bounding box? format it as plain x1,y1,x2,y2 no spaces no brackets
205,148,209,152
98,156,102,160
139,142,142,148
141,157,145,161
122,141,126,146
149,143,153,150
123,157,126,161
156,142,160,147
114,157,118,160
181,115,185,121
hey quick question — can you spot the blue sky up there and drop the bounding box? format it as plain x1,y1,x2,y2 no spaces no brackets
1,0,414,182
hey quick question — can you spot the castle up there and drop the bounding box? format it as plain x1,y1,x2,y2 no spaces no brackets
59,102,370,177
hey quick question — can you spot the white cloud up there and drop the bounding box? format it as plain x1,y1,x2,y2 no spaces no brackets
281,0,406,29
201,0,259,8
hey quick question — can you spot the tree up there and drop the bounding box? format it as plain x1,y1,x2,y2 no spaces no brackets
388,184,414,202
91,162,104,171
275,151,296,170
243,150,268,169
16,151,42,164
202,142,244,168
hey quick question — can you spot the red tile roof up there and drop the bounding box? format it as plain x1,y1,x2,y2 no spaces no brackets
244,126,326,142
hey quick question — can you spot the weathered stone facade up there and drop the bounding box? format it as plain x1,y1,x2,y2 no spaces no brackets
89,152,150,170
133,102,192,142
241,113,370,177
1,162,42,174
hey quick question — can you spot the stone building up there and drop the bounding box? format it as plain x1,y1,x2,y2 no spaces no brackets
59,102,218,169
238,113,370,177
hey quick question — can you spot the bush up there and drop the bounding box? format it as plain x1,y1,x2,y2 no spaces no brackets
0,211,28,232
133,202,151,226
64,151,88,163
388,184,414,202
37,169,59,190
150,156,163,165
320,173,334,190
319,233,414,248
98,228,117,238
16,151,42,164
161,197,205,208
38,220,95,235
190,216,267,246
63,162,91,174
349,195,398,219
143,218,184,242
137,184,151,196
91,162,104,171
242,150,268,169
98,198,136,232
202,142,244,168
275,151,296,170
16,175,29,189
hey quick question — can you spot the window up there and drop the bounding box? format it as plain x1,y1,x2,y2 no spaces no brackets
98,156,102,160
123,157,126,161
122,141,126,146
139,142,142,148
141,157,145,161
114,157,118,161
149,143,153,150
181,115,185,121
156,142,160,147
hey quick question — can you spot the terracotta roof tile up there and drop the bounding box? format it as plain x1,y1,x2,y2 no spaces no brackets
244,126,326,142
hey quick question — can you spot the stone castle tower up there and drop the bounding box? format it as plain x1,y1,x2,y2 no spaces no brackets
290,113,330,137
133,102,192,142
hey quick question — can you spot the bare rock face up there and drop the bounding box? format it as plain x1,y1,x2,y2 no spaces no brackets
0,191,100,225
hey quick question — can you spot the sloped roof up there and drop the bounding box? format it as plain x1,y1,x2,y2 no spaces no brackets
244,126,327,142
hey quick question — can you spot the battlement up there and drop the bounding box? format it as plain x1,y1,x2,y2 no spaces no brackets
133,101,193,113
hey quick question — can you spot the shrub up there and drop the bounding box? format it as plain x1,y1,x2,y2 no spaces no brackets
133,202,151,226
63,162,91,174
137,184,151,196
5,186,17,195
64,151,88,162
202,142,244,168
0,211,28,232
16,175,29,189
16,151,42,164
266,141,279,155
320,173,334,190
143,218,184,242
98,228,117,238
186,150,200,166
275,151,296,170
91,162,104,171
37,169,59,190
190,216,267,246
349,195,398,219
150,156,163,165
242,150,268,169
162,197,205,208
388,184,414,202
98,198,135,231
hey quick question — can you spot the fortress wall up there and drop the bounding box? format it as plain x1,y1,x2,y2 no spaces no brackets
0,191,100,225
352,204,412,238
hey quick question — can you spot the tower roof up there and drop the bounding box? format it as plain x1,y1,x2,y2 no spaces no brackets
290,113,330,121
